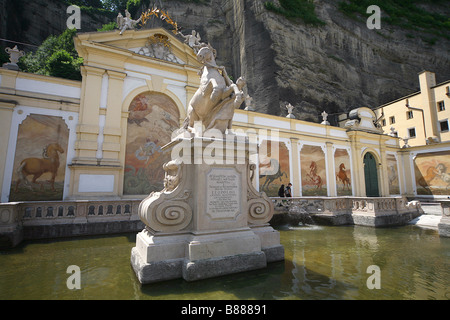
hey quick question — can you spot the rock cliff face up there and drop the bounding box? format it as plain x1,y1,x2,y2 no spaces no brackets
3,0,450,123
159,0,450,123
1,0,111,46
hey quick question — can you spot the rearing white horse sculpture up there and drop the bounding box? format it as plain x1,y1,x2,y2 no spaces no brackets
183,45,246,134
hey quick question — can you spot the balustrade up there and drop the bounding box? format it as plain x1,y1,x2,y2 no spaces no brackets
1,199,141,227
271,196,421,217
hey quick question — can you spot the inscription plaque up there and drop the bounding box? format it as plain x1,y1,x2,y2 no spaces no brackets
206,168,241,219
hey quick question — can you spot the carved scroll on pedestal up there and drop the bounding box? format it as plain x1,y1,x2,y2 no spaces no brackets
139,161,192,232
246,163,274,225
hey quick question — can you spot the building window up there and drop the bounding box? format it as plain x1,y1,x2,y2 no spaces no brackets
406,111,414,119
438,101,445,112
389,116,395,124
381,119,386,126
408,127,416,138
440,120,449,132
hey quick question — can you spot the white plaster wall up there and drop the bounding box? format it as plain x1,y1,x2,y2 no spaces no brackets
15,78,81,99
78,174,115,193
296,123,327,135
254,116,290,130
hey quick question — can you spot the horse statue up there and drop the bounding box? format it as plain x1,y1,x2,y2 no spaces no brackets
336,163,351,190
182,45,246,134
15,143,65,192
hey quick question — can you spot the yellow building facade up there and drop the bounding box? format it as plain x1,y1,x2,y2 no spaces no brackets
0,28,449,207
373,71,450,147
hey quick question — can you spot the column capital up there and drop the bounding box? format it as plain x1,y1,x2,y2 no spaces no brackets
81,65,106,77
107,69,127,80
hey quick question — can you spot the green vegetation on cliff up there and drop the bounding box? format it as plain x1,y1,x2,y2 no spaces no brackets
264,0,326,26
338,0,450,40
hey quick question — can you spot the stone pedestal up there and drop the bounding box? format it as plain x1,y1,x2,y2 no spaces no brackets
131,136,284,284
438,202,450,237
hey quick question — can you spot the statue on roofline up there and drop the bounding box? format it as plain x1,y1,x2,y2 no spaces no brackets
117,10,142,35
178,30,203,53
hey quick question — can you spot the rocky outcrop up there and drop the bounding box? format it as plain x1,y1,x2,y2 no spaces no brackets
0,0,111,47
149,0,450,123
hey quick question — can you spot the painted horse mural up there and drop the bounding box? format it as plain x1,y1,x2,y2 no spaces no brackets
14,143,65,192
336,163,351,190
307,161,323,189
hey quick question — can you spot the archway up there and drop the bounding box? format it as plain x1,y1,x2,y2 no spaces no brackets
363,152,380,197
123,92,180,195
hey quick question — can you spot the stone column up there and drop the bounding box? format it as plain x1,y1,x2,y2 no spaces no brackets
290,137,301,197
379,145,389,197
72,65,105,165
348,132,364,196
326,141,337,197
0,101,15,200
101,70,126,166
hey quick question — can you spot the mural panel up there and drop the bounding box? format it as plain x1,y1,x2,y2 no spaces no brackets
124,92,180,195
9,114,69,201
300,145,327,196
259,140,290,197
414,151,450,196
334,148,352,196
387,154,400,195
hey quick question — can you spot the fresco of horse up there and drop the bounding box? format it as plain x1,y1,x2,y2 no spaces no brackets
387,154,400,195
301,145,327,196
334,148,352,196
336,163,351,190
9,114,69,201
414,151,450,195
15,143,64,192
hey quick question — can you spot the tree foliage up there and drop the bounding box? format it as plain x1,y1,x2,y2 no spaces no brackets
18,28,83,80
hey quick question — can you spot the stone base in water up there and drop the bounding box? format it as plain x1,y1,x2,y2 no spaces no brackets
438,217,450,237
130,226,284,284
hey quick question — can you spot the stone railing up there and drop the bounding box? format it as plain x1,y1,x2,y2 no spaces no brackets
17,199,141,225
0,199,144,247
272,196,421,215
271,196,423,227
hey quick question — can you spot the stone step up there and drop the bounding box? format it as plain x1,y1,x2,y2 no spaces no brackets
408,214,442,230
419,203,443,216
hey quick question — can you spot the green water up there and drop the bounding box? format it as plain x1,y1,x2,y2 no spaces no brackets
0,224,449,300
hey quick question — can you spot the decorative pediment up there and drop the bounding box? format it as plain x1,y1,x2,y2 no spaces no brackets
74,28,201,68
132,33,183,64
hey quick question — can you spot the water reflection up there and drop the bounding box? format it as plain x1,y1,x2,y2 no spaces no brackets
0,225,449,300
